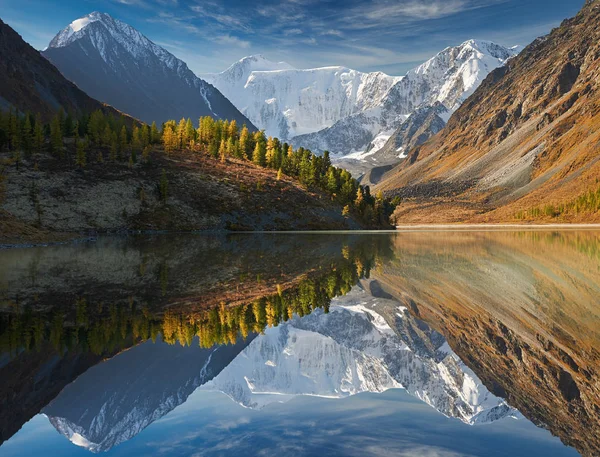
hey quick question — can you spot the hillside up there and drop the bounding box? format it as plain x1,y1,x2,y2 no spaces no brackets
376,0,600,224
0,18,128,121
1,146,371,245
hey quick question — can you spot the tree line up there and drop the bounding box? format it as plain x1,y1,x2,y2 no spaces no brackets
0,107,398,226
164,116,398,226
0,245,374,355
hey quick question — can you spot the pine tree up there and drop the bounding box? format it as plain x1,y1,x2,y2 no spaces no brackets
119,126,128,159
239,125,250,159
176,118,187,149
110,133,118,161
22,115,33,156
33,114,44,153
252,142,266,167
75,136,87,168
219,139,227,163
185,118,195,147
50,114,63,157
102,124,113,147
150,122,160,144
326,167,338,195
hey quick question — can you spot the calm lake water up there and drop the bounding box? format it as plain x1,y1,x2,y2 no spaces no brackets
1,231,599,457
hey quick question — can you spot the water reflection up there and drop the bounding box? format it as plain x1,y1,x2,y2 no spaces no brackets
0,231,598,456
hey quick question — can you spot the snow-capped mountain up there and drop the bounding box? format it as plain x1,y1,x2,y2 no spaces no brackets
43,336,253,453
207,41,518,177
42,12,255,127
203,286,520,425
294,40,519,174
203,56,402,140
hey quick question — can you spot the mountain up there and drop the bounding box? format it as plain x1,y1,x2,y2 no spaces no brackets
0,18,127,121
203,56,400,140
376,0,600,224
43,336,253,453
294,40,518,175
42,12,254,127
203,286,519,425
207,42,517,179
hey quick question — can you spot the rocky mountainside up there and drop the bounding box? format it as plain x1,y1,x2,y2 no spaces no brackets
42,12,254,127
291,40,517,172
0,18,126,121
204,286,519,425
43,336,252,453
377,0,600,223
204,56,401,140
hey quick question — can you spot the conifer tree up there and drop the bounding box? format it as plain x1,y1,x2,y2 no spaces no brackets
185,118,195,146
140,124,150,147
239,125,250,159
22,115,33,156
50,114,63,156
33,114,44,153
102,124,113,147
176,118,187,149
75,136,87,168
110,133,119,161
252,142,266,167
219,138,226,163
119,126,128,158
150,122,160,144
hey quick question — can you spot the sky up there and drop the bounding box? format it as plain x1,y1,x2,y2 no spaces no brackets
0,390,578,457
0,0,585,76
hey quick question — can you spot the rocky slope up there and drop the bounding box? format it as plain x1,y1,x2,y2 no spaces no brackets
0,18,127,121
377,0,600,223
204,286,519,425
42,12,254,127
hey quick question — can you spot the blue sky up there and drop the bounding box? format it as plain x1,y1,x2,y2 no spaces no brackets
0,0,584,75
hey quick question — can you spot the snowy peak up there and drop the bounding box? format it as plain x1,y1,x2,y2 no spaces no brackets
43,12,255,126
408,39,518,110
204,58,401,139
232,54,296,73
47,11,178,69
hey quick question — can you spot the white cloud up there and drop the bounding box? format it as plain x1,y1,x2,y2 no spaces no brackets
215,34,251,49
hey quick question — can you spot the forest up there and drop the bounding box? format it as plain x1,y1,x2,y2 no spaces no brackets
0,108,399,227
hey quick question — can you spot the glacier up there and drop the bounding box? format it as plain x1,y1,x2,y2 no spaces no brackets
207,41,519,176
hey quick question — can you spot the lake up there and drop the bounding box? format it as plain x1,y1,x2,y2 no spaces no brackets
1,231,598,457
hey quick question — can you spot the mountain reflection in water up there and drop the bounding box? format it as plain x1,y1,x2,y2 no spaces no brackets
1,231,598,456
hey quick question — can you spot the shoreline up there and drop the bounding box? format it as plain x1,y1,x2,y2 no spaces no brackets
2,224,599,249
394,224,600,231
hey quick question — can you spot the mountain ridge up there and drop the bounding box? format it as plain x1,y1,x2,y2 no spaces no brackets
42,12,255,128
0,17,130,121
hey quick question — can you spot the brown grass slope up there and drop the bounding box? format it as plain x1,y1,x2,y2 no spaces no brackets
377,0,600,223
0,18,129,121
